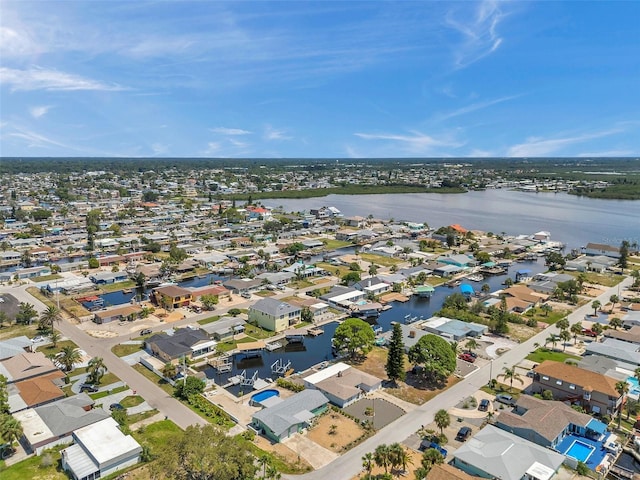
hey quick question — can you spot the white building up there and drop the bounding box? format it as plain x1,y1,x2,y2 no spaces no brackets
61,417,142,480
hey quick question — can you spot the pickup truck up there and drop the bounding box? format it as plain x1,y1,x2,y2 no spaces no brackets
419,440,447,457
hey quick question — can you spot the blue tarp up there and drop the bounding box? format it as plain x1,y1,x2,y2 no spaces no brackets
460,284,474,295
586,418,607,434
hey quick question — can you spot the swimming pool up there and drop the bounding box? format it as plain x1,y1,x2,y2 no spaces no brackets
565,440,596,463
250,389,280,406
627,377,640,395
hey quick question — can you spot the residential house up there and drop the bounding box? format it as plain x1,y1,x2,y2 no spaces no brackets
248,298,301,332
604,325,640,345
528,272,575,295
89,271,129,285
354,277,392,296
565,255,616,273
496,395,609,450
0,336,34,361
451,425,565,480
584,337,640,369
223,278,263,294
152,285,192,310
303,362,382,407
93,305,142,324
0,351,59,383
320,286,366,309
200,316,246,341
251,390,329,442
532,361,623,415
145,328,216,363
62,417,142,480
421,317,487,341
10,371,66,412
382,324,430,353
425,464,475,480
584,242,621,259
15,394,109,454
436,254,478,268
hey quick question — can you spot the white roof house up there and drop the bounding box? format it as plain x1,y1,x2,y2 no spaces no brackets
62,417,142,480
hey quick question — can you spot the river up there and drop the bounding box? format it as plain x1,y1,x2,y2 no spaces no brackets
264,190,640,251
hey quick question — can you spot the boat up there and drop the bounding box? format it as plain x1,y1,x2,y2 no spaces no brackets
466,274,484,282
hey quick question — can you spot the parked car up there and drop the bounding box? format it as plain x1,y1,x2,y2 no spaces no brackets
455,426,472,442
79,384,99,393
109,403,124,411
526,370,535,378
458,353,476,363
140,329,152,335
241,292,252,299
419,440,448,457
464,350,478,358
495,394,516,406
478,399,490,411
31,335,49,343
582,328,598,337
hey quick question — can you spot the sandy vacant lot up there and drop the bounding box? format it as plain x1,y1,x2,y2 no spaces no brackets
307,410,367,453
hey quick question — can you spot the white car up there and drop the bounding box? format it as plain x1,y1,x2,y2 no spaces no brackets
0,297,4,303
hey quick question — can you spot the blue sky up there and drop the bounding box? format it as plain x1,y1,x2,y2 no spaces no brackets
1,1,639,158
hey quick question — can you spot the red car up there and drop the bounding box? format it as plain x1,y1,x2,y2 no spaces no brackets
582,328,598,337
458,353,476,363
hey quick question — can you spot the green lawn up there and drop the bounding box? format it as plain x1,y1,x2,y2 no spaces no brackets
90,385,128,400
100,280,136,293
34,273,63,283
216,336,256,353
132,419,181,452
197,315,221,325
120,395,145,408
360,252,404,267
0,322,38,341
317,262,351,278
243,324,275,340
524,308,570,325
133,364,174,395
564,271,624,287
112,343,143,357
128,408,159,424
526,348,581,364
0,446,67,480
322,239,353,250
38,339,79,356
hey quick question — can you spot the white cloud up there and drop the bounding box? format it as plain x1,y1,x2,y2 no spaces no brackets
151,143,169,155
436,94,521,122
354,130,463,154
507,129,623,157
446,0,507,68
211,127,252,135
0,67,125,92
29,105,53,119
264,125,292,141
204,142,221,154
7,128,68,150
228,138,249,148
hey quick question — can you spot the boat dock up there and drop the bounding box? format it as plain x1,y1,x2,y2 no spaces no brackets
235,340,266,358
307,327,324,336
265,341,282,351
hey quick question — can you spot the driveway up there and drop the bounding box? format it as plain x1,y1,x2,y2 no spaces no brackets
283,433,338,470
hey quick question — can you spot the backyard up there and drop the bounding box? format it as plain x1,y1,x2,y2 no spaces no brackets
526,347,582,364
306,409,368,453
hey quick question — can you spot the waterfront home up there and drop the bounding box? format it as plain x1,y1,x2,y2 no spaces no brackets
584,242,621,259
528,272,575,295
14,394,109,454
421,316,487,341
436,253,478,268
354,276,392,296
145,328,216,363
151,285,192,310
93,305,142,324
251,389,329,442
584,337,640,368
223,278,263,294
433,264,464,277
89,270,129,285
496,395,609,450
255,271,295,286
565,255,616,273
200,316,246,341
302,362,382,407
248,298,301,332
532,361,623,416
283,261,325,278
451,425,565,480
190,284,228,303
604,325,640,344
621,312,640,330
62,417,142,480
320,285,366,309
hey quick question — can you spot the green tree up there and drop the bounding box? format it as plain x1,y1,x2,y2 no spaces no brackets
332,318,375,359
559,330,572,351
301,306,314,324
465,338,478,352
610,294,619,311
609,317,622,330
88,257,99,269
174,375,205,400
59,345,82,372
619,240,630,269
385,323,406,385
16,302,37,325
570,322,583,344
615,381,629,428
87,357,106,385
408,334,456,384
200,294,219,311
546,334,559,350
498,366,523,392
362,452,374,478
38,305,61,334
481,283,491,294
374,444,391,474
85,209,101,252
420,448,444,475
49,329,62,348
591,300,601,316
442,292,468,311
341,271,361,286
162,362,177,379
591,322,603,337
368,263,378,276
555,317,569,332
0,414,23,447
0,375,9,414
434,409,450,435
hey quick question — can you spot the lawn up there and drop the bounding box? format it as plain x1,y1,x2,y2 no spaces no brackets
133,364,174,395
525,307,571,325
132,419,181,452
120,395,145,408
526,348,581,364
564,271,624,287
0,322,38,341
90,385,128,400
359,252,404,268
112,343,144,357
243,323,276,340
322,239,353,249
197,315,220,325
34,274,63,282
128,409,159,424
0,446,67,480
216,336,256,353
100,280,136,292
38,339,79,356
317,262,351,279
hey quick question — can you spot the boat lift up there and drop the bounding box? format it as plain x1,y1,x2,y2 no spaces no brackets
271,358,291,375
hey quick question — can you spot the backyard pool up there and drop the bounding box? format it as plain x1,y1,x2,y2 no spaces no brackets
250,389,280,406
565,440,596,463
627,376,640,396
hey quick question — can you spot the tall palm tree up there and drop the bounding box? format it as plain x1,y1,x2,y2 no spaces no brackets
420,448,444,475
465,338,479,353
591,322,603,337
591,300,601,316
540,303,552,317
610,294,619,312
615,381,629,428
609,317,622,330
87,357,106,385
49,329,62,348
559,330,572,351
39,305,61,334
434,409,450,435
498,366,524,393
545,334,559,350
570,322,583,344
361,452,374,478
0,414,23,447
258,454,270,479
374,444,391,474
59,346,81,372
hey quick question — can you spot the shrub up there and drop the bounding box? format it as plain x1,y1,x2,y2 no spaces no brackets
276,378,305,392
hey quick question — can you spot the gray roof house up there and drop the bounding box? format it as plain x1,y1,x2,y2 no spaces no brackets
14,394,110,454
252,390,329,442
584,337,640,368
0,335,33,360
200,316,246,340
452,425,565,480
145,328,217,363
248,298,301,332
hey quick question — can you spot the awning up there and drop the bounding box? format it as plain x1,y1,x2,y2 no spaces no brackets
587,418,607,434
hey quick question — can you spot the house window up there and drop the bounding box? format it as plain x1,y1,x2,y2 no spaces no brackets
556,380,562,385
569,384,576,390
542,376,549,380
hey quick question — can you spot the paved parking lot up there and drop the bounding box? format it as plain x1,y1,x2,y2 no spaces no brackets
0,293,21,319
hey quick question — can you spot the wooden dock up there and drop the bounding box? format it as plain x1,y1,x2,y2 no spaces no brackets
380,292,409,303
307,327,324,336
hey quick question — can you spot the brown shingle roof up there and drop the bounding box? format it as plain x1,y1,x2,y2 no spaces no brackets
15,371,65,407
534,360,619,397
1,352,58,382
154,285,192,298
426,463,475,480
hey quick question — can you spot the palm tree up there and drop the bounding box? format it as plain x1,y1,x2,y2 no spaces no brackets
559,330,571,351
59,346,81,372
361,452,374,478
389,442,411,474
545,334,559,350
591,322,603,337
258,454,270,479
0,414,23,447
498,366,524,392
591,300,601,316
610,294,619,312
540,303,552,317
49,329,62,348
434,409,450,435
39,305,61,334
634,367,640,385
481,283,490,294
420,448,444,475
609,317,622,330
87,357,106,385
570,322,583,345
555,317,569,332
374,444,391,474
162,362,177,379
465,338,479,353
615,381,629,428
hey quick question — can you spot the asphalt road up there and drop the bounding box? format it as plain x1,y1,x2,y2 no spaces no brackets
284,276,634,479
